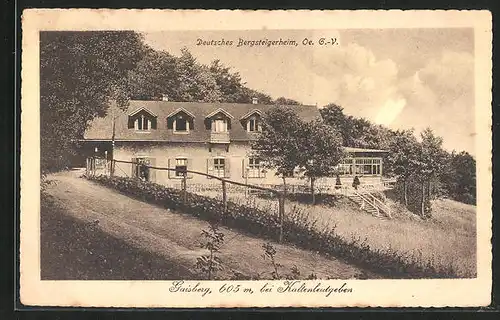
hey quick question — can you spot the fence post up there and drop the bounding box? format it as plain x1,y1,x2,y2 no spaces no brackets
222,180,227,213
278,192,285,243
182,172,187,205
110,159,114,177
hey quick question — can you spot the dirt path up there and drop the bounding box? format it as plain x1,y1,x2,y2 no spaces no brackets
44,171,377,279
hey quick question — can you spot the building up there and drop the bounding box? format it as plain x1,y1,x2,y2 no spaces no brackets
82,100,387,189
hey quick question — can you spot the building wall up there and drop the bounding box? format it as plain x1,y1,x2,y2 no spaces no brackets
112,141,383,188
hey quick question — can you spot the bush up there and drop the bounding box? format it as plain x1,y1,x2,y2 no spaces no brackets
87,175,461,278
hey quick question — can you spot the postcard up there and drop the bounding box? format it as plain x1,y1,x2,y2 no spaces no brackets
20,9,492,308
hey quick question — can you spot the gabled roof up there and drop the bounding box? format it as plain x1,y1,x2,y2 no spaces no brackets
165,107,196,119
84,100,322,143
128,107,157,117
240,109,263,120
205,108,235,119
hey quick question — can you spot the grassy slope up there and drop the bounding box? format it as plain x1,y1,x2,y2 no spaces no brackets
42,171,375,280
41,195,195,280
197,190,477,278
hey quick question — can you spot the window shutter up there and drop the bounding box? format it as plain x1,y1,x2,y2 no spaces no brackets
224,159,231,178
149,158,156,182
131,158,137,178
187,159,193,178
151,118,157,130
167,118,174,130
168,159,174,179
128,117,135,129
242,158,247,178
207,158,214,179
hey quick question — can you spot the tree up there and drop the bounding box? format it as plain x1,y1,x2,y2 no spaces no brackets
299,120,344,204
127,49,180,100
274,97,301,105
175,48,222,102
40,31,147,173
251,106,305,196
441,151,476,204
209,60,248,103
385,129,420,207
414,128,447,217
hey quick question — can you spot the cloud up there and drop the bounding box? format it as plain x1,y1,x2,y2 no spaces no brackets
308,43,404,120
395,50,475,154
306,43,475,154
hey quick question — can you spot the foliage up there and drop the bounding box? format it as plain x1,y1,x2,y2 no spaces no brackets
88,175,462,278
40,31,147,173
299,119,344,204
195,222,225,280
253,107,344,204
127,47,275,104
320,103,476,208
441,151,476,204
274,97,301,105
251,106,306,177
262,242,283,279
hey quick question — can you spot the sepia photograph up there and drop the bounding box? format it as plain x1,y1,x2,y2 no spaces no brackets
20,9,492,308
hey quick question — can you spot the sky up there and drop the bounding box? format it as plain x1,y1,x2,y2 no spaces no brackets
143,29,475,155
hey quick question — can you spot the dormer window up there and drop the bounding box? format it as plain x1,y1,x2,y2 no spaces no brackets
166,108,195,134
212,119,228,132
128,107,157,132
174,116,189,132
205,109,234,132
240,109,262,132
247,117,261,132
136,115,151,130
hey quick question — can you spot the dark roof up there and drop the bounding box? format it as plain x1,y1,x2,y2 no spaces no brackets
84,100,322,142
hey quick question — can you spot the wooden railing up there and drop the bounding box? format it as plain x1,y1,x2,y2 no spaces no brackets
353,190,380,216
366,192,392,218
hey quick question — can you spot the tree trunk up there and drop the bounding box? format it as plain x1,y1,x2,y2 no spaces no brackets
310,177,315,205
403,179,408,207
282,176,287,198
421,181,426,217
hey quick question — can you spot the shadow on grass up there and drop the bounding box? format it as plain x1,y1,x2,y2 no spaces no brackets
41,195,196,280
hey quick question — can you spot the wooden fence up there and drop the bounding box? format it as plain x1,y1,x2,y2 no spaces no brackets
106,158,287,242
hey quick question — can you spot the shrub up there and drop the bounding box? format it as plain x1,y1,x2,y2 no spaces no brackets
87,175,461,278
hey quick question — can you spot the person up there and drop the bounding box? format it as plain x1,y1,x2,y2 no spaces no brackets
352,175,360,190
335,174,342,190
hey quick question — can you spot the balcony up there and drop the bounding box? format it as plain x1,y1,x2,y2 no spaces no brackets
210,131,230,143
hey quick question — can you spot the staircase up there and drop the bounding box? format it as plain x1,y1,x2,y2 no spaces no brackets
347,191,392,219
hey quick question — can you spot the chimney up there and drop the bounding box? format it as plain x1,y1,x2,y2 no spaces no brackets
161,94,169,101
252,97,258,104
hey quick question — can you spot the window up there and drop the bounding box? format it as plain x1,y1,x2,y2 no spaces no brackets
212,119,228,132
248,158,261,178
175,158,188,177
174,117,189,132
133,158,150,181
133,115,153,131
214,158,225,177
128,108,157,131
248,118,260,132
